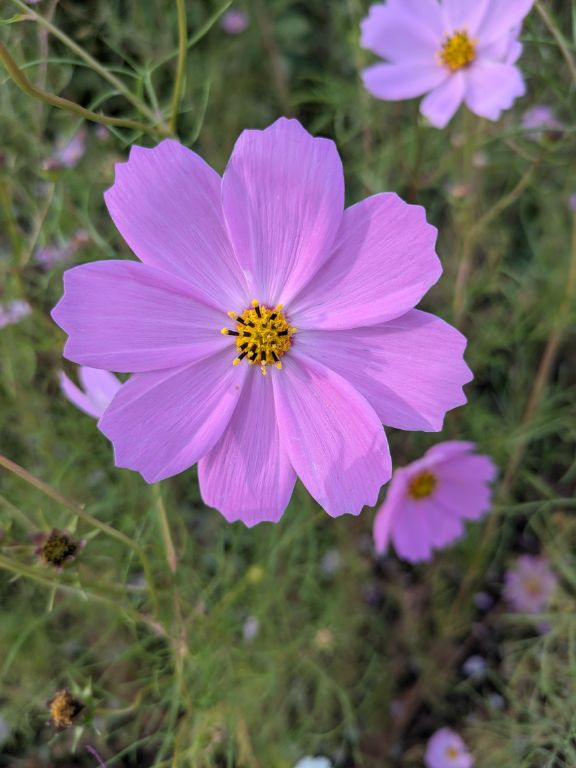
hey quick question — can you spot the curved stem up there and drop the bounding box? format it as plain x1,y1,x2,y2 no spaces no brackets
10,0,172,135
0,43,156,135
170,0,188,134
0,452,160,617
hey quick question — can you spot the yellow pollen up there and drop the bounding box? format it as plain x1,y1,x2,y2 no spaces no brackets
222,300,295,375
407,470,438,500
523,577,543,597
440,30,476,71
446,746,460,760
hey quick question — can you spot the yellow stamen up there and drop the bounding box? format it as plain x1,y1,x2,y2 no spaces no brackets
440,29,476,71
407,470,438,500
222,300,295,374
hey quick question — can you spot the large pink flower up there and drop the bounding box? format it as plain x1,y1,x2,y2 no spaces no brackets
360,0,534,128
374,441,496,562
52,118,471,526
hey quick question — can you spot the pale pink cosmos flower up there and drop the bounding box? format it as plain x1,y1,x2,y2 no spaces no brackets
374,442,496,563
221,9,249,34
0,299,32,329
44,129,87,171
51,118,471,526
521,105,563,140
425,728,474,768
59,367,121,419
503,555,557,613
360,0,534,128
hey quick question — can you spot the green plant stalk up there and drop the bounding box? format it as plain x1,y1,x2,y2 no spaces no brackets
152,484,177,574
10,0,172,134
170,0,188,133
536,1,576,85
0,43,157,135
0,452,160,618
0,553,147,628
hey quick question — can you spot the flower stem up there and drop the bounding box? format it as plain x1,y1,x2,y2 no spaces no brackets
0,452,160,618
0,43,157,136
9,0,172,135
170,0,188,134
536,1,576,86
151,484,177,574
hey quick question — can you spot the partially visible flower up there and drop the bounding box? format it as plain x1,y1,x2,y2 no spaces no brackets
521,105,563,140
221,9,249,34
34,529,84,570
243,616,259,641
51,118,472,527
295,758,332,768
44,129,87,171
35,230,90,269
568,194,576,212
0,299,32,329
373,442,497,563
503,555,557,613
360,0,533,128
47,689,84,731
59,366,122,418
425,728,474,768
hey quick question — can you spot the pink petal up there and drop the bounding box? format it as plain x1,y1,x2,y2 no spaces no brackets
59,372,104,418
104,140,247,310
434,455,497,520
362,62,447,101
424,440,476,464
98,350,246,483
442,0,491,34
477,0,535,45
273,354,391,517
373,467,409,554
78,367,122,413
290,195,441,330
360,1,441,62
52,261,227,372
221,118,344,306
464,62,526,120
420,72,465,128
391,496,437,563
199,371,296,526
294,311,472,432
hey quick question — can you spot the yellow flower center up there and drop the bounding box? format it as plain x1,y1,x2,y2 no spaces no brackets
408,470,438,500
440,30,476,71
446,746,460,760
222,300,296,375
523,577,543,597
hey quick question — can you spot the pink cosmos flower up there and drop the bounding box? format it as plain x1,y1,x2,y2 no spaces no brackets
44,129,87,171
51,118,471,526
503,555,557,613
360,0,533,128
374,442,496,563
521,105,564,140
221,9,249,34
59,367,121,419
425,728,474,768
35,230,90,268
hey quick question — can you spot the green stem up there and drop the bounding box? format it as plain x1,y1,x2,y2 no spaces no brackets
0,452,160,618
0,43,157,135
152,484,177,574
10,0,172,134
170,0,188,134
536,1,576,85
